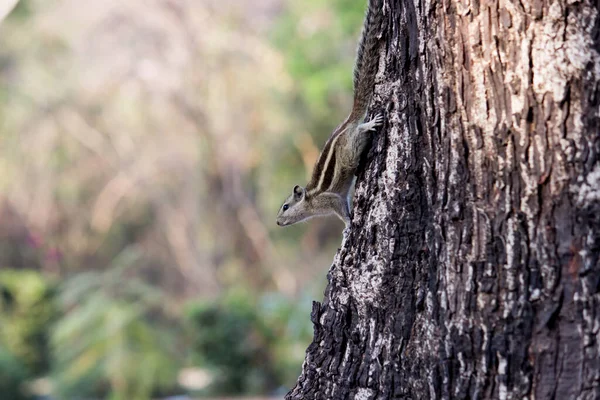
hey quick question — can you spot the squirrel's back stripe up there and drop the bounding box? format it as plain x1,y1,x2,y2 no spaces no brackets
306,137,333,194
316,132,341,192
319,146,337,193
306,120,348,194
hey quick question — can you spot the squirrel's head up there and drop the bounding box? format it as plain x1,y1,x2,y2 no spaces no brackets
276,185,309,226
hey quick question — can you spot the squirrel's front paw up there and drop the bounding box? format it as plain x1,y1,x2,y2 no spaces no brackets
361,114,384,133
371,113,384,127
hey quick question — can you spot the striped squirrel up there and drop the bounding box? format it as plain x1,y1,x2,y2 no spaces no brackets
276,0,384,229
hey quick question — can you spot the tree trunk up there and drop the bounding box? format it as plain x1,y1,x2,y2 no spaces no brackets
287,0,600,399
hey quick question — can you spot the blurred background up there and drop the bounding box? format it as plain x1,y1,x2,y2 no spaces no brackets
0,0,366,398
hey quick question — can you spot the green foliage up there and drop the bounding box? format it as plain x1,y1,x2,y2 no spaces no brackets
0,346,31,400
186,290,275,394
0,267,314,399
0,270,55,376
51,248,182,400
272,0,366,124
0,0,365,397
186,290,312,395
257,291,314,385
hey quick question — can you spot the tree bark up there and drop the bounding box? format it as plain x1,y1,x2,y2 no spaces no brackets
287,0,600,399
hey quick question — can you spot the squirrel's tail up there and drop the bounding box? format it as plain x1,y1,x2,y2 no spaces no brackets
351,0,385,120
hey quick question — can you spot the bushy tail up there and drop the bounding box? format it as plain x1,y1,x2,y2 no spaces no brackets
351,0,385,120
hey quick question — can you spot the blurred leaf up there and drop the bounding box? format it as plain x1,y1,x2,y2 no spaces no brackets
0,270,55,376
185,289,312,395
52,248,181,400
0,345,31,400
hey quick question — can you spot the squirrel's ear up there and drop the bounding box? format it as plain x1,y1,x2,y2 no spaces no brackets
293,185,305,200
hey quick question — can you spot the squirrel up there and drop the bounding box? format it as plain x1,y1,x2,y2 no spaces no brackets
276,0,385,229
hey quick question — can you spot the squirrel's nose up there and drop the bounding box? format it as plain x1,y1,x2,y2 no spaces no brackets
276,220,281,226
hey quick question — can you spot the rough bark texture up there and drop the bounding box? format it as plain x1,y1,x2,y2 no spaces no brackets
287,0,600,399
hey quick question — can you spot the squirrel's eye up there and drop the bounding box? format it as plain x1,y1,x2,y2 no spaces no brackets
283,204,289,211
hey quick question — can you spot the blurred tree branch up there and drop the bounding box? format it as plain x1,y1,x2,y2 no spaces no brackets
0,0,305,298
